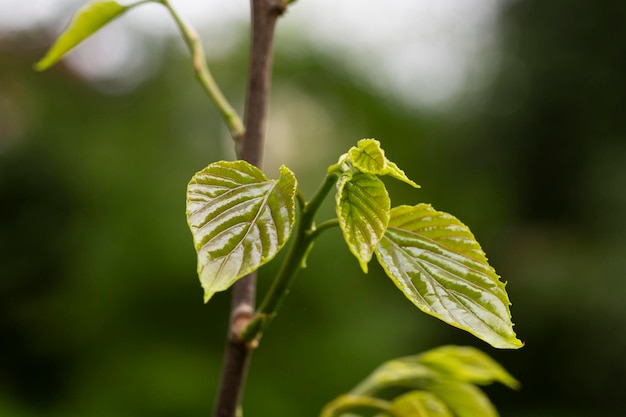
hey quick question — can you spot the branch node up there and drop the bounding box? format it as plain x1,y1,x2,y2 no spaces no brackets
269,0,288,16
230,305,254,341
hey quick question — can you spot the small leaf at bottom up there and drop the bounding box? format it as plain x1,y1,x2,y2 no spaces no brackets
425,381,498,417
391,391,454,417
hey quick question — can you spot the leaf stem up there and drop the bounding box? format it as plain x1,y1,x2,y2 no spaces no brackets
308,219,340,241
296,190,307,211
159,0,245,143
241,172,339,342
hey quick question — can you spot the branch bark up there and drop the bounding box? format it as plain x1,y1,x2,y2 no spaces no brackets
212,1,287,416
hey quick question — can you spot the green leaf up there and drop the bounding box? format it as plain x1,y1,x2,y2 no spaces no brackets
355,345,518,396
319,394,392,417
349,138,387,173
35,0,131,71
390,391,454,417
417,345,520,389
352,358,439,396
336,171,390,273
348,139,419,188
425,381,498,417
186,161,297,302
335,346,517,417
375,204,522,349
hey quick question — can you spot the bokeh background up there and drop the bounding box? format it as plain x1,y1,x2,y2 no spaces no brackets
1,0,625,416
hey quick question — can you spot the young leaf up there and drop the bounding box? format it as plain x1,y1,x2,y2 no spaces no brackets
348,138,387,173
425,381,498,417
328,346,517,417
348,139,419,188
417,345,520,389
390,391,454,417
336,171,390,273
35,0,131,71
319,394,392,417
186,161,297,302
375,204,522,349
351,358,439,396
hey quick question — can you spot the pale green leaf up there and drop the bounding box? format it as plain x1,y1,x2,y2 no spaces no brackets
186,161,297,302
35,0,130,71
349,138,387,173
375,204,522,349
319,394,392,417
356,345,518,395
384,160,419,188
351,358,439,396
417,345,520,389
336,171,390,273
390,391,454,417
348,139,419,188
425,381,498,417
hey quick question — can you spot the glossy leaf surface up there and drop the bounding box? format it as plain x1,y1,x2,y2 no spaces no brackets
35,1,129,71
418,345,519,389
336,171,390,272
186,161,296,302
375,204,522,349
390,391,453,417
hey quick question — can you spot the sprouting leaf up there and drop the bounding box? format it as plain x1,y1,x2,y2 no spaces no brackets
349,138,387,173
35,0,132,71
319,394,392,417
186,161,297,302
353,346,518,397
425,381,498,417
348,139,419,188
375,204,522,349
417,345,520,389
351,358,439,396
336,171,390,273
327,346,517,417
390,391,454,417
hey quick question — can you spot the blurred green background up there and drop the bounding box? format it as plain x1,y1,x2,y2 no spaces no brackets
1,1,625,416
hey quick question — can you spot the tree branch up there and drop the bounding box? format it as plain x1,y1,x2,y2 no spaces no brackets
212,1,287,416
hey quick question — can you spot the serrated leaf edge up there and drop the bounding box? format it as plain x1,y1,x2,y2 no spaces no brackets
375,204,522,349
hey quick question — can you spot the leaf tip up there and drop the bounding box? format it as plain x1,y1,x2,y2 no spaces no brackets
493,332,524,349
33,60,52,72
203,289,216,304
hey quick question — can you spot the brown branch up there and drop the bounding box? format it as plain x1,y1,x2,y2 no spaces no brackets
212,1,287,417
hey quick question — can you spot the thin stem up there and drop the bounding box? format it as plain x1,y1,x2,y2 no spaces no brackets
212,1,287,417
159,0,245,142
238,0,287,165
304,172,339,222
296,190,307,211
241,172,339,343
308,218,340,241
